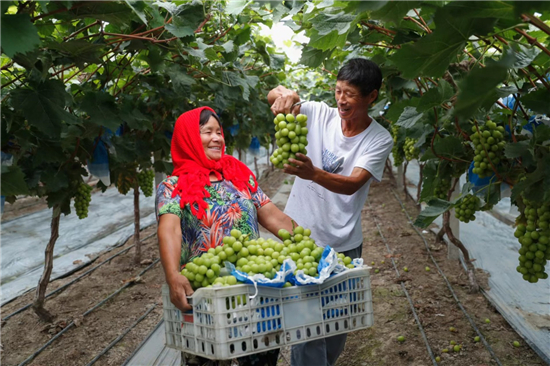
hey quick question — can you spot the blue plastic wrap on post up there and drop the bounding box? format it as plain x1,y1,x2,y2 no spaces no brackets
248,136,260,156
87,138,111,186
228,124,240,137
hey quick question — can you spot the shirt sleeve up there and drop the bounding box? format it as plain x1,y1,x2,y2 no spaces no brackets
251,185,271,210
355,131,394,182
155,178,183,221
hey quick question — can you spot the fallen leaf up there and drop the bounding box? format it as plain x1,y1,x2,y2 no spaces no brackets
122,275,144,285
140,259,153,265
73,260,83,265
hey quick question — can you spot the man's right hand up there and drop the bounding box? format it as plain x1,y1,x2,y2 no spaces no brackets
268,86,300,115
167,272,194,312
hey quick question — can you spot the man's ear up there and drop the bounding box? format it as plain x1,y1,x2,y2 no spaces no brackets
369,89,379,103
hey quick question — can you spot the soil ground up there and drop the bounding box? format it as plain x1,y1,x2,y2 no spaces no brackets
1,169,546,366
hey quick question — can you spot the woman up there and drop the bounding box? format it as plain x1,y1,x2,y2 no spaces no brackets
156,106,295,366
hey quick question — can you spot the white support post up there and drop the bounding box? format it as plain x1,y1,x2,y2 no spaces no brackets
448,182,461,260
397,164,404,190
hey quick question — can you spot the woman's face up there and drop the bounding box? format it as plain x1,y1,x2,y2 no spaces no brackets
200,116,224,161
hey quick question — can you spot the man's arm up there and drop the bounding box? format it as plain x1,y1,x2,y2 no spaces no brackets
267,85,301,115
284,153,373,195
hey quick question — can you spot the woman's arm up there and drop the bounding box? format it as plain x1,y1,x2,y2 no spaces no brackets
158,214,194,312
257,202,296,238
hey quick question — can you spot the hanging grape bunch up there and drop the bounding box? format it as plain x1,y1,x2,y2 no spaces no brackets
137,169,155,197
403,137,420,161
515,198,550,283
74,183,93,219
390,125,404,165
434,177,451,200
454,194,480,223
180,226,355,290
269,113,308,169
470,121,506,178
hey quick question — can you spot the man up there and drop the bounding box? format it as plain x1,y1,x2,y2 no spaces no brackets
267,58,393,366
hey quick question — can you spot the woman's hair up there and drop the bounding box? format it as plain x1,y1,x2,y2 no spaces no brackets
337,58,382,98
199,109,221,127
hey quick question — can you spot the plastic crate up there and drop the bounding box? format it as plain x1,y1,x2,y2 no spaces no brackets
162,266,372,360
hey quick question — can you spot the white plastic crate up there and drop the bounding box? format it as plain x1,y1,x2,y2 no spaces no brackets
162,266,372,360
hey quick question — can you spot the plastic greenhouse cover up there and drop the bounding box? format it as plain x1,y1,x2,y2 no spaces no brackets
1,187,156,305
398,159,550,363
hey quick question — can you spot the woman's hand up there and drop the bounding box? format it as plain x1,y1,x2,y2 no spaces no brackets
284,153,317,181
167,272,194,312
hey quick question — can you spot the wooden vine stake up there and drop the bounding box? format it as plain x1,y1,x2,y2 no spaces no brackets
32,205,60,322
134,180,141,264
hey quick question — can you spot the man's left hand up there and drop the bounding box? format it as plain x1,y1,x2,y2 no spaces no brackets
284,153,316,180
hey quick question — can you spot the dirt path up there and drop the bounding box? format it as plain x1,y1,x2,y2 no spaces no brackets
1,170,546,366
337,176,545,366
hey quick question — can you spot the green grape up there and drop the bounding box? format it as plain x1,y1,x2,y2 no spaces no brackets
403,137,420,161
390,125,404,165
454,194,480,223
470,121,506,179
515,197,550,283
137,169,155,197
433,177,451,200
74,183,93,219
270,113,308,169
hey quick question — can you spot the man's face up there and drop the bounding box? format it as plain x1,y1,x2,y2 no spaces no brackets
334,80,378,122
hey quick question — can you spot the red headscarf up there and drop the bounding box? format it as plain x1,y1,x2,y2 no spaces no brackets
170,106,258,219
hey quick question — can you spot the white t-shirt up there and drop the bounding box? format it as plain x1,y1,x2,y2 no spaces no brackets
284,101,393,251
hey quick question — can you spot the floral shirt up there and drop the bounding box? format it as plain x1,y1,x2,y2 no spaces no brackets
155,176,270,269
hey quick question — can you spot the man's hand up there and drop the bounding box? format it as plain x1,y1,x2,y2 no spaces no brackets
269,86,300,115
167,272,194,312
283,153,317,181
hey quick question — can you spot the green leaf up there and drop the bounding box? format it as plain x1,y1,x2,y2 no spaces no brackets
226,0,252,15
511,43,541,69
125,0,148,24
223,71,250,100
433,135,466,159
521,89,550,115
47,40,105,69
504,140,535,167
1,165,29,196
299,46,332,68
0,14,41,58
414,198,453,228
10,79,75,138
454,61,508,119
372,1,421,25
269,54,285,70
69,2,136,24
167,66,195,94
80,91,121,131
395,107,424,128
41,167,69,192
308,28,348,51
311,11,355,36
416,81,454,112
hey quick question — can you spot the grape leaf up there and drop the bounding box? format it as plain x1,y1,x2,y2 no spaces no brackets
504,141,535,167
0,165,29,196
0,14,41,58
433,135,466,159
521,89,550,115
80,91,121,131
225,0,252,15
395,107,424,129
414,198,453,228
299,47,332,68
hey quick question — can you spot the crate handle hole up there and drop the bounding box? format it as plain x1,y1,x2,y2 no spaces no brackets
296,330,302,340
306,328,311,337
316,326,321,335
276,335,281,344
211,345,215,354
230,344,235,354
286,332,291,342
253,339,259,349
326,324,330,333
242,341,247,351
335,322,339,331
264,336,270,347
344,320,348,329
352,318,357,327
201,342,205,353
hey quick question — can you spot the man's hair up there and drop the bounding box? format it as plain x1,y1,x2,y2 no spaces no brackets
199,109,221,127
337,58,382,97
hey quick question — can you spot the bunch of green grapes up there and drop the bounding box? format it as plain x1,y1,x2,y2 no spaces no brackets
434,178,451,200
137,169,155,197
454,194,480,223
181,226,355,290
470,121,506,178
74,183,93,219
515,199,550,283
404,137,420,161
390,125,404,165
270,113,308,169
